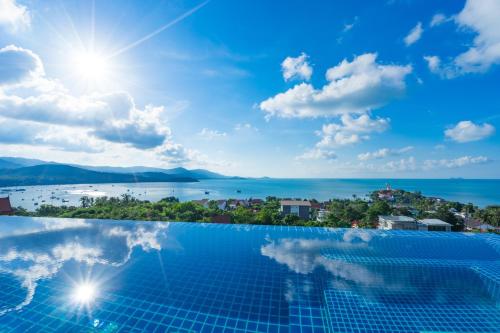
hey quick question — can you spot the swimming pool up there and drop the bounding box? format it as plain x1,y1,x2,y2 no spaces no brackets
0,216,498,332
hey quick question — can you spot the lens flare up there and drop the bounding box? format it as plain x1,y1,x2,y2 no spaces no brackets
72,282,97,304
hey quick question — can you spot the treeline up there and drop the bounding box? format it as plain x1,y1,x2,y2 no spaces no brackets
12,191,500,229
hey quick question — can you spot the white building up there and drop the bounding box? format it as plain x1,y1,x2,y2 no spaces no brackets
378,215,417,230
316,209,327,222
418,218,452,232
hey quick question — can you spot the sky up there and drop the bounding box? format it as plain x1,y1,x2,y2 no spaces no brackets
0,0,499,178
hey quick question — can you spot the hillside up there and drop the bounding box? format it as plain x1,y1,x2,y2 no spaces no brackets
0,157,231,179
0,164,197,187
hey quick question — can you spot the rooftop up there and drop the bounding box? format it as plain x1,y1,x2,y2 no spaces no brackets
418,218,452,226
280,200,311,206
379,215,416,222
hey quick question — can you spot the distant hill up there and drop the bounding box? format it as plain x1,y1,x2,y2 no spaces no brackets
0,157,50,168
0,156,233,180
80,165,231,179
0,164,198,187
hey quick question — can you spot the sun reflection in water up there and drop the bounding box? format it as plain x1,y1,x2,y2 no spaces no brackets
72,282,98,305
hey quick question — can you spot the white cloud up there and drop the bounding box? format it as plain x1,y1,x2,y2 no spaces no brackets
297,113,389,161
296,148,337,161
0,0,30,32
430,13,449,27
423,55,441,72
234,123,258,132
281,53,313,81
404,22,423,46
0,45,202,166
445,120,495,142
342,17,358,32
357,146,413,161
260,53,412,119
426,0,500,77
316,114,389,149
198,128,227,139
423,155,490,169
0,45,43,85
382,156,417,172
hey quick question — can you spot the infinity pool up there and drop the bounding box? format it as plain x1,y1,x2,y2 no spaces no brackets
0,216,499,332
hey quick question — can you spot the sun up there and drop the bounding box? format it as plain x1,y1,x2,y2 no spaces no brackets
73,51,109,81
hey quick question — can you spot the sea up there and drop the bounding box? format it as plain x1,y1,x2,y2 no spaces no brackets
1,178,499,211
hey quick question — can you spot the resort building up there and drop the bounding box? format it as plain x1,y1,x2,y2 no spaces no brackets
418,218,452,232
280,200,311,219
316,208,328,222
377,184,395,201
0,197,13,215
378,215,417,230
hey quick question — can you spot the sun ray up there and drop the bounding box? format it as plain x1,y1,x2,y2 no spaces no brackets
107,0,210,59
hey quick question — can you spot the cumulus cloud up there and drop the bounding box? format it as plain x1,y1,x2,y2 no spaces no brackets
404,22,423,46
423,155,490,169
296,113,389,161
281,53,313,81
357,146,413,161
316,114,389,149
0,0,30,32
198,128,227,139
426,0,500,77
260,53,412,119
0,45,43,85
0,45,200,164
0,117,104,153
445,120,495,142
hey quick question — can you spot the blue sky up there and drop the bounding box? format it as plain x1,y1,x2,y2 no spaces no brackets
0,0,499,178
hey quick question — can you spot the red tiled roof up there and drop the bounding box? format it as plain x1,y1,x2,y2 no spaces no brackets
0,197,13,214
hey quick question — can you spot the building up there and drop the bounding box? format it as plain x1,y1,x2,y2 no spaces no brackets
215,200,227,210
192,199,209,208
418,218,452,232
249,198,264,206
280,200,311,220
378,215,417,230
377,184,394,201
0,197,13,215
316,209,328,222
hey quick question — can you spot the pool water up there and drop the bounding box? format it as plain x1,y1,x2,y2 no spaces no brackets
0,216,499,332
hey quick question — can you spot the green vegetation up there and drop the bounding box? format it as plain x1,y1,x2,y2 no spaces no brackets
12,190,499,231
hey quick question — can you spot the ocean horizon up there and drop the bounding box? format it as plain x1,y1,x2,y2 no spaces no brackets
3,178,500,210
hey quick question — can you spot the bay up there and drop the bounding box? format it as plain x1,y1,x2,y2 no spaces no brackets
2,178,499,211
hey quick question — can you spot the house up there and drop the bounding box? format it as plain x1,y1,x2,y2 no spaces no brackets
249,198,264,206
215,200,227,210
465,219,499,232
316,209,328,222
228,199,249,209
378,215,417,230
418,218,452,232
280,200,311,220
192,199,210,208
377,184,394,201
0,197,13,215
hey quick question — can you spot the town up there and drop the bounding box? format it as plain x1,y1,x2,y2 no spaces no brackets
2,185,498,233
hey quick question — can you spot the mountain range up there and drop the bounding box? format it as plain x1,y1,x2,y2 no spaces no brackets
0,157,234,187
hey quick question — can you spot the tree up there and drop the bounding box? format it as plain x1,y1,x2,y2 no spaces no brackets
364,201,391,225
